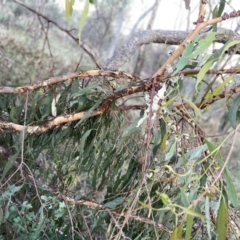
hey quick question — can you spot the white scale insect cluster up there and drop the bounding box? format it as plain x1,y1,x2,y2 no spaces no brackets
137,82,167,128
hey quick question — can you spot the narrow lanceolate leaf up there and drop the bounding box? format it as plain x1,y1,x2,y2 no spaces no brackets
79,129,92,156
212,5,219,32
217,197,228,240
183,98,201,117
174,41,195,74
75,97,103,127
218,0,225,16
218,40,240,61
104,197,125,209
227,94,240,128
161,133,168,153
189,32,216,59
206,75,233,100
170,224,183,240
10,107,18,123
196,40,240,91
78,0,90,42
205,139,222,160
196,60,213,91
185,208,195,240
65,0,75,24
0,153,19,183
224,168,238,207
212,0,225,31
0,208,3,224
35,206,45,237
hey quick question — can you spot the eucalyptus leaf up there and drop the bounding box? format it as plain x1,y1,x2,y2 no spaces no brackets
0,152,19,183
104,197,125,208
227,94,240,128
196,60,213,91
189,32,216,59
224,168,237,207
217,197,228,240
78,0,90,42
185,209,194,240
170,224,182,240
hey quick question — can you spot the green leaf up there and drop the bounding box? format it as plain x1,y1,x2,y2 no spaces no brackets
212,1,225,31
158,193,172,205
0,208,3,224
174,56,190,74
35,206,45,237
78,0,90,42
183,98,201,117
224,168,237,207
218,0,225,16
165,140,176,161
189,32,216,59
196,60,213,91
10,107,18,123
188,144,207,161
65,0,75,24
218,40,240,61
174,41,195,74
206,74,233,100
170,224,182,240
212,5,219,32
227,94,240,128
196,40,240,91
75,97,103,127
217,197,228,240
72,83,98,98
185,208,195,240
205,138,222,160
104,197,125,208
79,129,92,157
161,133,168,153
0,152,19,183
7,184,23,197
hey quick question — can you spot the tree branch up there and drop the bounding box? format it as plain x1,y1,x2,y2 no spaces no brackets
104,27,240,71
1,68,240,134
0,70,140,93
